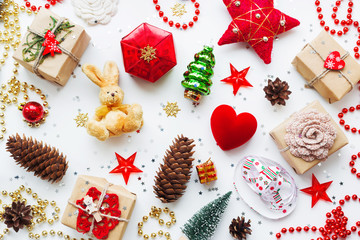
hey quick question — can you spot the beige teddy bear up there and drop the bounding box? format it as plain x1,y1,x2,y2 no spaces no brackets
83,61,143,141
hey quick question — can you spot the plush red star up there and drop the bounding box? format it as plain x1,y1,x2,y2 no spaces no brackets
42,30,62,56
109,152,142,185
221,64,252,95
218,0,300,64
301,174,333,208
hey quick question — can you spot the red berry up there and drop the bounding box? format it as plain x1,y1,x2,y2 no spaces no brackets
168,21,173,27
276,233,281,238
153,0,158,3
334,19,339,24
355,47,359,52
159,11,164,17
339,119,345,125
352,128,357,133
347,14,352,19
315,0,320,6
355,53,360,59
317,7,322,12
45,3,50,8
330,29,336,35
182,24,188,30
155,5,160,10
194,2,199,8
331,13,336,18
341,20,346,26
175,23,181,28
352,194,358,200
50,0,56,5
333,7,338,12
339,200,345,205
343,27,349,32
320,20,325,26
338,113,344,118
304,226,310,231
350,107,355,112
357,173,360,178
336,1,341,6
193,16,198,22
351,226,357,231
354,21,359,27
345,125,350,130
337,31,342,36
188,21,194,27
349,1,353,7
163,16,168,22
348,8,353,13
31,5,36,11
357,105,360,110
281,228,287,233
195,9,200,15
350,161,355,166
318,14,324,20
325,26,330,31
312,226,317,231
342,108,348,113
296,227,302,232
25,1,31,7
345,195,351,201
289,227,294,233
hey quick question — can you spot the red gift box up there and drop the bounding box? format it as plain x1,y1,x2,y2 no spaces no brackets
120,23,177,83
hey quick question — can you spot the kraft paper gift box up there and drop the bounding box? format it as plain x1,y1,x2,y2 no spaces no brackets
13,8,90,86
292,30,360,103
61,175,136,240
270,100,348,174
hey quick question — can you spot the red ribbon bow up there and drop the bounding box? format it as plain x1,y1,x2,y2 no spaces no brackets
42,30,62,56
76,187,121,239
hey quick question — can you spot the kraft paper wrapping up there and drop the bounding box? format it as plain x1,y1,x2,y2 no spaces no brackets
269,100,348,175
292,30,360,103
61,175,136,240
13,8,90,86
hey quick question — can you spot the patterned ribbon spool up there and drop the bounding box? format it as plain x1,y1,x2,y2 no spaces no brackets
234,155,297,219
68,183,128,238
306,44,353,90
27,17,80,79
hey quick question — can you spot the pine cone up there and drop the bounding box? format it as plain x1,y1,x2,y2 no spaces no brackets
263,78,292,106
3,201,32,232
229,216,252,240
153,135,195,203
6,134,68,183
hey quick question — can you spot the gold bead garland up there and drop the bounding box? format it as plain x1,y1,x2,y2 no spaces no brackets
0,186,90,240
137,206,176,240
0,61,50,140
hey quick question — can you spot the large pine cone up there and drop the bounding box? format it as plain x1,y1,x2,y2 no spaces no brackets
153,135,195,203
263,78,292,106
3,201,32,232
6,134,68,183
229,216,252,240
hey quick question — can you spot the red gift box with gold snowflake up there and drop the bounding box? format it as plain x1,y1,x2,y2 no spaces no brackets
196,159,218,184
61,175,136,240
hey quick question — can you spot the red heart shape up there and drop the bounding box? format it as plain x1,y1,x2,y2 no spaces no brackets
210,104,257,151
324,51,345,70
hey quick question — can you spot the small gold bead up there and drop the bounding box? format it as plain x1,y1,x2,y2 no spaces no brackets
57,231,63,236
12,68,18,74
43,101,48,107
32,193,38,199
42,230,48,236
27,225,33,231
151,206,157,212
23,94,29,100
143,216,148,222
36,218,42,223
157,208,162,213
55,207,60,213
53,215,59,221
43,199,49,205
159,219,164,225
158,230,163,236
163,207,169,213
29,85,35,90
149,212,154,218
143,234,149,240
35,89,41,94
138,222,143,228
1,191,7,196
35,233,40,239
166,221,171,227
64,235,70,240
169,211,175,218
26,188,32,194
49,230,55,235
155,213,160,219
3,229,8,234
0,105,5,110
151,233,156,238
171,218,176,224
165,232,170,238
138,229,143,236
8,192,14,197
50,200,56,206
48,219,54,224
14,189,20,195
28,233,34,238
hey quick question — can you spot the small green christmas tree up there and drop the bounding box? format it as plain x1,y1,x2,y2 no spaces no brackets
181,191,232,240
181,46,215,102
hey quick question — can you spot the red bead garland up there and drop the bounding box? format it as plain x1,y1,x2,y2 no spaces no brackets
349,152,360,177
315,0,360,59
276,194,360,239
153,0,200,30
337,103,360,134
23,0,61,12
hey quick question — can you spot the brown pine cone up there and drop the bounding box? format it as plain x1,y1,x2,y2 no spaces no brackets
6,134,68,183
153,135,195,203
3,201,32,232
263,78,292,106
229,216,252,240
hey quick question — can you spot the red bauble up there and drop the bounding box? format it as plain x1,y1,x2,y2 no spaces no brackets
22,101,44,123
210,104,257,151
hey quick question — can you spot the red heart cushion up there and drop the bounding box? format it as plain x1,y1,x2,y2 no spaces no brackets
324,51,345,70
210,105,257,151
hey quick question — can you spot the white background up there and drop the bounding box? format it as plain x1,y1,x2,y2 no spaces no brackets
1,0,360,239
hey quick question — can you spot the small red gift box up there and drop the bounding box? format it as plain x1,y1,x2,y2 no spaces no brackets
120,23,177,83
196,159,217,184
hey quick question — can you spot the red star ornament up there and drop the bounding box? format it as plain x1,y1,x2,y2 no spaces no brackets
109,152,142,185
42,30,62,56
221,64,252,95
218,0,300,64
301,174,333,208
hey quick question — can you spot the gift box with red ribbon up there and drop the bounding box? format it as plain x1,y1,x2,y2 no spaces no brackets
61,175,136,240
120,23,177,83
196,159,217,184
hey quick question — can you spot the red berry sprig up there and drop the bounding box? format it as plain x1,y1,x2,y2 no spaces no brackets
153,0,200,30
315,0,360,59
24,0,61,12
276,194,360,239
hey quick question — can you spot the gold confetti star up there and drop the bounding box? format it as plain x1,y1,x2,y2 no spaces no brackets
171,3,187,17
74,112,89,127
140,45,157,63
163,102,181,117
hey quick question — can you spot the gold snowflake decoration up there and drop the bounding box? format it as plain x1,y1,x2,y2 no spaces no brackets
140,45,157,63
74,112,89,127
171,3,187,17
163,102,181,117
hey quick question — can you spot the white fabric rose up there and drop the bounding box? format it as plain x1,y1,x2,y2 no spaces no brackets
71,0,118,25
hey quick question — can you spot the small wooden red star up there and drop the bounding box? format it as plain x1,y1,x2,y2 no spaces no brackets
301,174,333,208
109,152,142,185
221,64,252,95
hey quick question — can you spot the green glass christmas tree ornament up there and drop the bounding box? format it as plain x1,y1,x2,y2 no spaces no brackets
181,46,215,102
179,191,232,240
